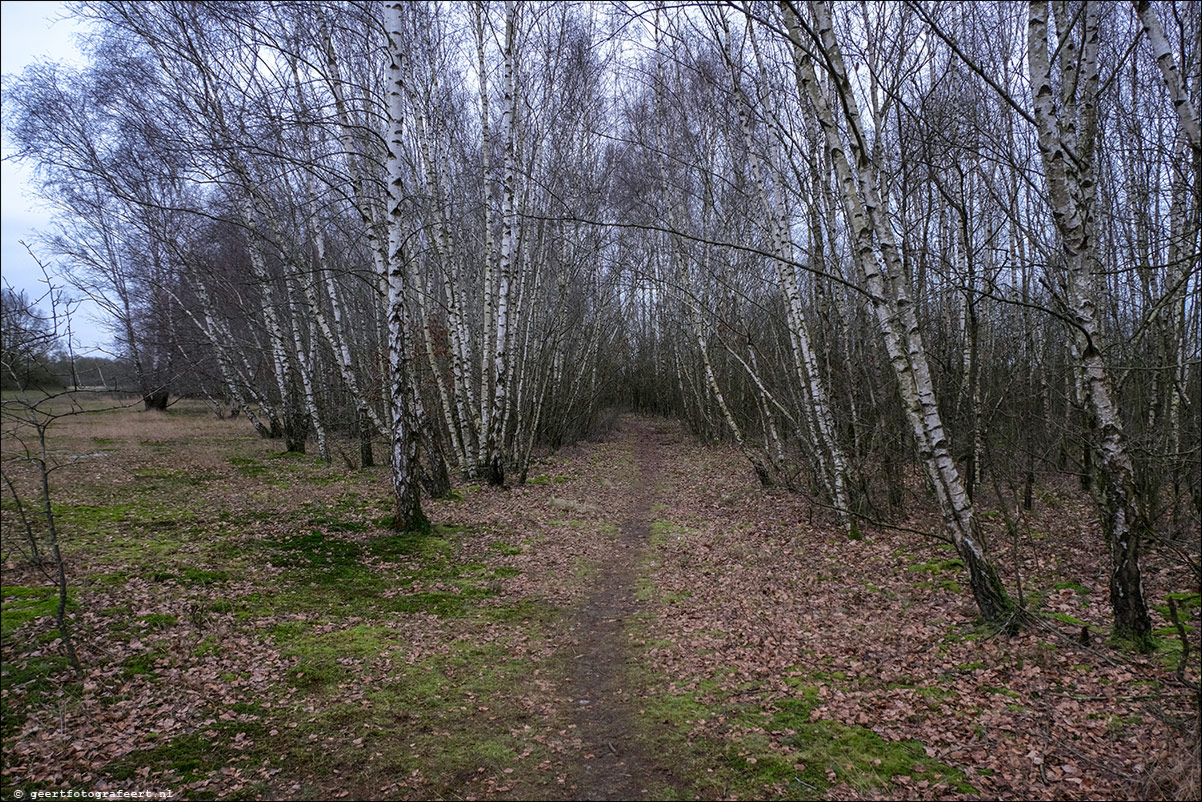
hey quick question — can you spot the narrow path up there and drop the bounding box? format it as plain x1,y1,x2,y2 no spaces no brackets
566,419,676,800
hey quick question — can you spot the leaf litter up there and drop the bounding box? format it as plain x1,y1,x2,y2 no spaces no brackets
1,407,1197,800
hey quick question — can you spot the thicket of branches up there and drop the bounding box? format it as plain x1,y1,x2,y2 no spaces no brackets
3,0,1198,643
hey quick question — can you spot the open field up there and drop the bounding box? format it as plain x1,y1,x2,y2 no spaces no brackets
2,400,1199,800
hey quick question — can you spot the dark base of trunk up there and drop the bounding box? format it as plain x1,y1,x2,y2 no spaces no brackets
389,497,430,535
1110,560,1154,653
752,461,773,488
961,544,1021,633
484,459,505,487
284,413,309,454
143,391,169,411
421,450,453,499
358,408,374,468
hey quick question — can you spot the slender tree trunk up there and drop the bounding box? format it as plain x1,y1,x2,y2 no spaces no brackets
783,0,1014,627
1028,0,1151,646
385,0,428,533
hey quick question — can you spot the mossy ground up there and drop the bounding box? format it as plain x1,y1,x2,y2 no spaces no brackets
0,398,564,800
1,400,1197,801
628,567,975,799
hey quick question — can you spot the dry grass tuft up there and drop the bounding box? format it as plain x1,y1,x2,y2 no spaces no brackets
1137,715,1201,801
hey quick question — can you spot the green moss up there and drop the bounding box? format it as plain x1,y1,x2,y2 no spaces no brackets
1052,581,1090,595
1109,630,1157,655
105,716,272,784
52,502,140,526
1044,611,1088,626
181,567,229,585
132,467,212,486
278,640,548,797
1,585,74,644
265,532,368,584
481,599,559,625
193,636,221,658
761,694,975,794
649,519,689,547
121,651,162,679
389,588,497,617
272,623,400,687
1154,591,1201,621
0,654,74,738
366,526,457,560
306,513,368,532
1,653,71,690
139,613,177,630
1153,626,1194,670
633,667,976,799
229,457,267,477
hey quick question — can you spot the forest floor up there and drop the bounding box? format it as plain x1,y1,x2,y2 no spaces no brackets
1,399,1199,801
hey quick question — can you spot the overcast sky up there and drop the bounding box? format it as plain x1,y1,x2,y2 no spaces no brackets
1,0,109,351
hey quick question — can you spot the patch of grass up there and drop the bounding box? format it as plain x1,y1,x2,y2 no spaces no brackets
287,639,548,797
265,532,367,582
481,598,560,625
649,519,689,547
180,567,229,585
105,715,273,784
138,613,177,630
632,657,975,800
132,467,214,486
389,587,498,617
0,653,74,738
272,622,398,687
1052,581,1090,595
251,525,513,621
1155,591,1201,622
366,526,457,560
52,502,140,526
229,456,267,478
121,650,163,679
193,636,221,658
1,585,74,644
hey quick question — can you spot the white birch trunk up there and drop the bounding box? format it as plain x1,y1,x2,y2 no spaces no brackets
1133,0,1201,153
384,0,427,532
784,0,1012,625
483,1,519,485
1028,0,1151,644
